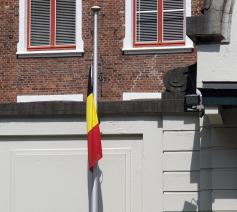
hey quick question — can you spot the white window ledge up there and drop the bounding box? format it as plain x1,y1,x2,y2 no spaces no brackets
16,50,84,58
17,94,83,103
123,92,162,100
122,45,193,55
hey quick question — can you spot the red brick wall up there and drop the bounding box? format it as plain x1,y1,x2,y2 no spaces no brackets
0,0,200,103
192,0,204,16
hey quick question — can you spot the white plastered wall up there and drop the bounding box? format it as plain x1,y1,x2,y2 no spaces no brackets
1,113,237,211
197,3,237,87
163,114,237,211
162,115,202,212
0,116,163,212
200,115,237,212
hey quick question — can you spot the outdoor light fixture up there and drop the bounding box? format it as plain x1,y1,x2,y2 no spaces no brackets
185,94,201,111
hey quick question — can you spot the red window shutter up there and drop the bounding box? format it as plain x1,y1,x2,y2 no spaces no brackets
30,0,50,46
56,0,76,45
163,0,185,42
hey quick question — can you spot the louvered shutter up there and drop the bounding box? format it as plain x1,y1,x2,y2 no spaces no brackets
163,0,185,42
56,0,76,45
136,0,157,42
30,0,50,46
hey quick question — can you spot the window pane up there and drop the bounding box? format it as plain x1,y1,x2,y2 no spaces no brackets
56,0,76,45
136,0,157,42
137,0,157,11
163,0,184,41
30,0,50,46
163,0,184,10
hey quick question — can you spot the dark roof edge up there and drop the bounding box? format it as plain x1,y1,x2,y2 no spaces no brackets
0,99,190,118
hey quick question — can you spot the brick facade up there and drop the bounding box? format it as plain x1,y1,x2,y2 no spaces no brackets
192,0,204,16
0,0,203,103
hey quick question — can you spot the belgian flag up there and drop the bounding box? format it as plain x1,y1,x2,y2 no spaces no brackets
86,68,102,171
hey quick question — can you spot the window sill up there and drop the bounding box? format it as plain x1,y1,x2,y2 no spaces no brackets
122,45,194,55
16,49,84,58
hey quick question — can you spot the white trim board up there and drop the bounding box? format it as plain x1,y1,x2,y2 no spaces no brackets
123,92,162,101
17,94,83,103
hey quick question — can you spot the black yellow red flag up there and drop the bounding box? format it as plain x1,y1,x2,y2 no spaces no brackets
86,67,102,171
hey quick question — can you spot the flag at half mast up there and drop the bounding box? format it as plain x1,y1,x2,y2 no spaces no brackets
86,67,102,171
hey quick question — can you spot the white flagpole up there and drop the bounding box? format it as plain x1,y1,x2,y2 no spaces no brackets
91,5,100,212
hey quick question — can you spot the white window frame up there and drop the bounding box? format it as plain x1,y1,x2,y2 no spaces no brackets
17,0,84,58
123,0,193,54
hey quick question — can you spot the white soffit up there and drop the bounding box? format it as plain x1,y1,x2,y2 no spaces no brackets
123,92,162,101
17,94,83,103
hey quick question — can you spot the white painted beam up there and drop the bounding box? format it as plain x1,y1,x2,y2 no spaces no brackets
205,107,223,125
